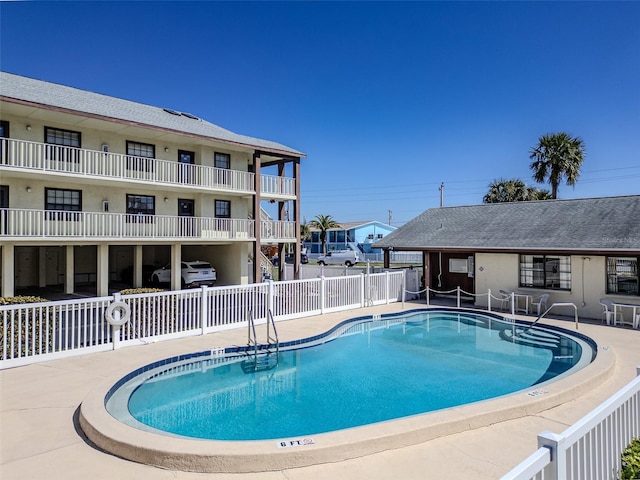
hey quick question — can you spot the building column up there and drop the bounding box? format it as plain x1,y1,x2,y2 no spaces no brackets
293,158,301,279
383,248,390,269
97,244,109,297
65,245,74,294
253,152,262,283
133,245,143,288
423,251,430,289
171,243,182,290
1,244,15,297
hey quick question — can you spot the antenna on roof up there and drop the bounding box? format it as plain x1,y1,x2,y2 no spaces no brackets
439,182,445,207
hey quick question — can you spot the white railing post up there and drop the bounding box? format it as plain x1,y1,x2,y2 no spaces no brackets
402,270,406,309
488,289,492,312
360,273,365,307
200,286,207,335
268,279,275,314
538,431,566,480
426,286,430,306
385,271,390,304
320,276,326,314
112,293,122,350
457,286,461,307
511,292,515,316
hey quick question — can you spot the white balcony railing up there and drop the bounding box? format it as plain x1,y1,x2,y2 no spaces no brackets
1,138,296,198
0,208,255,240
260,219,297,240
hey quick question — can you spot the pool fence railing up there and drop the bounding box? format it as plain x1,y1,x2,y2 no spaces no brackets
1,270,406,368
500,366,640,480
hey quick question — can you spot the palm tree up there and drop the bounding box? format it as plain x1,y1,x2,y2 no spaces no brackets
529,133,586,199
483,178,553,203
308,215,341,254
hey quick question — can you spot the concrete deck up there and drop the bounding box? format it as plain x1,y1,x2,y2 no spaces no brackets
2,301,639,480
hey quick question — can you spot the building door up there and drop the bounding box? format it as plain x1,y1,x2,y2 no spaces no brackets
178,199,195,236
429,252,475,295
178,150,195,184
0,185,7,235
0,120,9,164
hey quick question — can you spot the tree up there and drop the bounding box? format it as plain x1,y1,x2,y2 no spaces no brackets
308,215,341,254
483,178,552,203
529,133,585,199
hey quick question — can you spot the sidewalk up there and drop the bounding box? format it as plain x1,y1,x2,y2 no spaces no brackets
1,302,639,480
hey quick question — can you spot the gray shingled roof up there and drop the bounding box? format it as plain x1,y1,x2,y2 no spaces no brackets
374,196,640,252
0,71,304,157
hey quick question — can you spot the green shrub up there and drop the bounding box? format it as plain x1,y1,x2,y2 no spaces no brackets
621,437,640,480
117,288,180,339
0,295,54,359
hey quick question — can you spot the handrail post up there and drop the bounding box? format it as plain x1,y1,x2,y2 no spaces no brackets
200,285,207,335
538,431,566,480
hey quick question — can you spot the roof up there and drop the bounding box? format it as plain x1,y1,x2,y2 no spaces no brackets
308,220,396,232
373,196,640,253
0,71,304,157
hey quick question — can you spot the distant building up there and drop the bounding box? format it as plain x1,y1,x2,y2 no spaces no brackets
305,221,396,254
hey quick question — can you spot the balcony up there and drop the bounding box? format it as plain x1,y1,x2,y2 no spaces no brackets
0,208,255,242
0,138,296,199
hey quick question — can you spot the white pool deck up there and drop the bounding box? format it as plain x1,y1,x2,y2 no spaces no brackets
1,301,639,480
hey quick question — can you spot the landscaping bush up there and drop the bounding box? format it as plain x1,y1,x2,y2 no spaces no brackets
620,437,640,480
117,288,181,339
0,295,54,359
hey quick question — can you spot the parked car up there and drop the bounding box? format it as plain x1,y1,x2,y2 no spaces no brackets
317,250,360,267
151,261,216,288
271,253,309,266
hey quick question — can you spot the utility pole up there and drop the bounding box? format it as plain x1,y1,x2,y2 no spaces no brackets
388,210,393,225
439,182,445,207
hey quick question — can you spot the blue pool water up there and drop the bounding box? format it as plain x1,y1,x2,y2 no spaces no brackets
107,310,593,441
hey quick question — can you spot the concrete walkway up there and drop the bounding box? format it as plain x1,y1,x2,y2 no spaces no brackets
1,302,639,480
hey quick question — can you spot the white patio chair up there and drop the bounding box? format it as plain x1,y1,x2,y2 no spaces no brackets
498,290,511,311
599,298,616,325
531,293,550,316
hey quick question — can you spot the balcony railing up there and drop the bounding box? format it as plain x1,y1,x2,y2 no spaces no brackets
0,138,296,198
0,208,255,241
260,220,297,241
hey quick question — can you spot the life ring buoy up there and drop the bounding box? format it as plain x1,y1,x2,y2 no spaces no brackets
104,301,131,326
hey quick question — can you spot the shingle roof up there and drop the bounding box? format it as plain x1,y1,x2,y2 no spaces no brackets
0,71,304,157
374,196,640,252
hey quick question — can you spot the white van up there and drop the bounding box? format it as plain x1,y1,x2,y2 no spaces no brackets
317,250,360,267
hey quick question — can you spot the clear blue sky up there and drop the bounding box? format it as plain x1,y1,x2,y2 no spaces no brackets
1,1,638,226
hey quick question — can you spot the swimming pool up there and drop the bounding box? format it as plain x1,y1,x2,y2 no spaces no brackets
78,305,600,473
104,309,594,442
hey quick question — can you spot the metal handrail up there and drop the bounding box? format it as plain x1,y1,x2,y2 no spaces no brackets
247,309,259,364
520,302,579,333
266,309,280,360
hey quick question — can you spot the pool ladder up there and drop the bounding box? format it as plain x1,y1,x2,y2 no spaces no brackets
244,309,280,373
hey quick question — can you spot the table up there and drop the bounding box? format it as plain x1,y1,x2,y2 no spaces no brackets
613,303,640,329
513,293,533,315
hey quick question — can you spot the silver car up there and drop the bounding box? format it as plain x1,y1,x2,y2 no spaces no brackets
151,261,216,288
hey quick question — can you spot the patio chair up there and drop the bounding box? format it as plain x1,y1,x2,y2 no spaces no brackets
599,298,617,325
498,290,511,311
531,293,550,316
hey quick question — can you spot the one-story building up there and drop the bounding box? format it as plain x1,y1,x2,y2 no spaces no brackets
374,195,640,320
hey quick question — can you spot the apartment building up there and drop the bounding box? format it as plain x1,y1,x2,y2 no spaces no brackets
0,72,304,297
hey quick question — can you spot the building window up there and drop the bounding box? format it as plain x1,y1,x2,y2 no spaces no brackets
45,187,82,220
214,152,230,169
519,255,571,290
45,126,81,162
126,141,155,171
606,257,639,295
126,194,155,222
215,200,230,218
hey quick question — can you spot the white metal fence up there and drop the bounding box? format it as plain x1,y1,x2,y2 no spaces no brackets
0,271,405,369
500,367,640,480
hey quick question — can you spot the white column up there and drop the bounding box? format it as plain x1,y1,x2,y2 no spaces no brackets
171,243,182,290
133,245,143,288
1,244,15,297
65,245,74,294
97,244,109,297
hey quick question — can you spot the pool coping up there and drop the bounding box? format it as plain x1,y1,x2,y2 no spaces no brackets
79,308,615,473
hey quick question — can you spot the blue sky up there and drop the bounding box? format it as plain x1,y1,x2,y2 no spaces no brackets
1,1,638,226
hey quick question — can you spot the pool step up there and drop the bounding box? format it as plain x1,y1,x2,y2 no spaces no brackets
242,351,278,373
501,328,562,349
